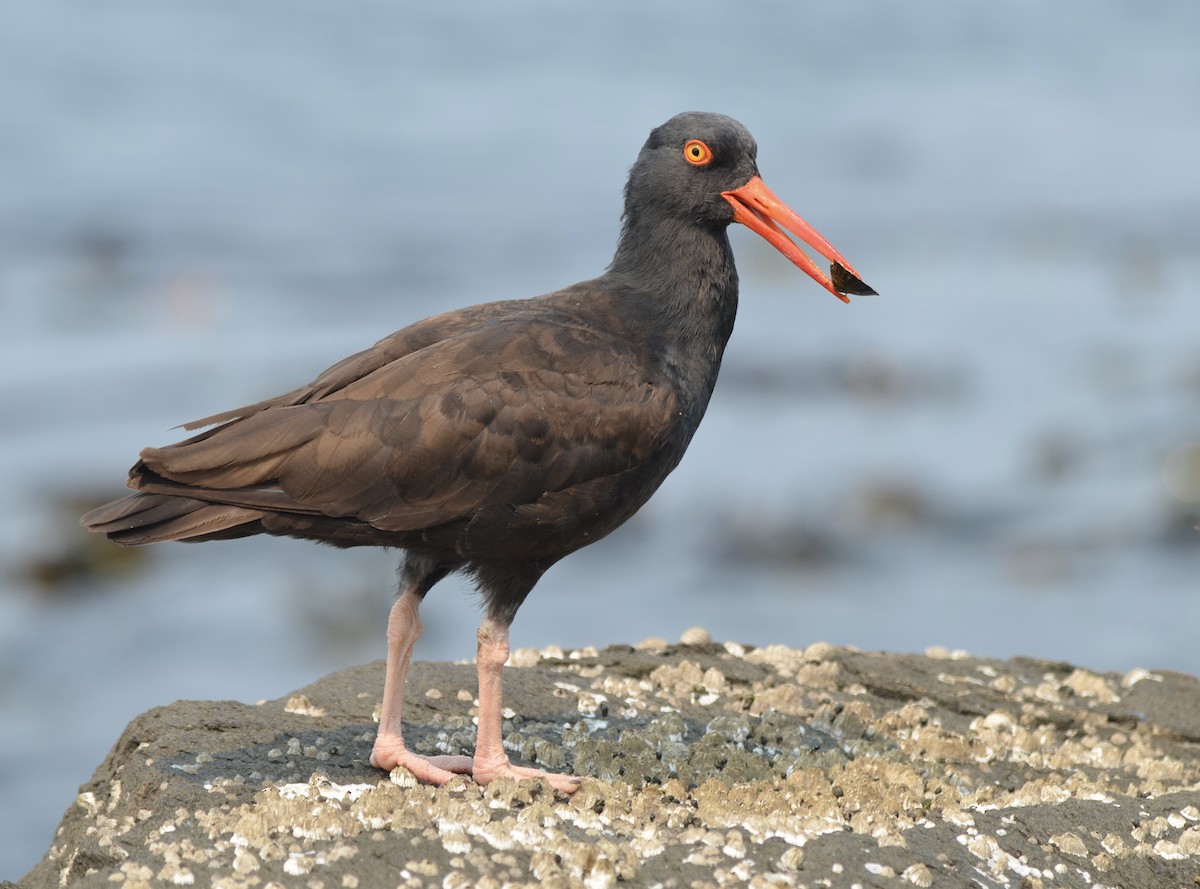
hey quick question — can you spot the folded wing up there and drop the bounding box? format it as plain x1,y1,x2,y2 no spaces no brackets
97,297,676,542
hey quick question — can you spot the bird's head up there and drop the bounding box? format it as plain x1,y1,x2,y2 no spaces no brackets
625,112,875,301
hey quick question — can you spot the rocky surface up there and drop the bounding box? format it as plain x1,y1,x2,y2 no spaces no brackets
11,634,1200,889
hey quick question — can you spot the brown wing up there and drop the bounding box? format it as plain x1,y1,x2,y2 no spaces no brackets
130,303,677,533
181,298,524,429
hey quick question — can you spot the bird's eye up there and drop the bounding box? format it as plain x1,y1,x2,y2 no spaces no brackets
683,139,714,167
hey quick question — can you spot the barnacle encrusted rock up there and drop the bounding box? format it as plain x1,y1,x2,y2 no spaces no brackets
12,639,1200,888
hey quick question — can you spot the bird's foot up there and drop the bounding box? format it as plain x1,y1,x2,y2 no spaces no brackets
472,759,582,795
370,740,474,786
371,738,580,793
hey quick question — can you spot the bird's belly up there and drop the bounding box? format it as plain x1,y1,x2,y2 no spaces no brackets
410,453,680,567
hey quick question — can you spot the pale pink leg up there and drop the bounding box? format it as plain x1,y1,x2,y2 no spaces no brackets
468,617,581,793
369,587,473,781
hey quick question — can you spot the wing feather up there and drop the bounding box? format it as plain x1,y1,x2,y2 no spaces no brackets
130,299,678,535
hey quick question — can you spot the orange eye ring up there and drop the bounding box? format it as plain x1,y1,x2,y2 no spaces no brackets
683,139,713,166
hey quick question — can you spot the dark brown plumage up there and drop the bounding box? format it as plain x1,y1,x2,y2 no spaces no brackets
82,112,873,791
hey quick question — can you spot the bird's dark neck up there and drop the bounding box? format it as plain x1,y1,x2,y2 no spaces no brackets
604,209,740,402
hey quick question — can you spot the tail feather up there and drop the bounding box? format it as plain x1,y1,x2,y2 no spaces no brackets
81,493,262,546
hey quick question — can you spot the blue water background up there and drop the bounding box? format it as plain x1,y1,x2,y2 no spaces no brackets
2,0,1199,876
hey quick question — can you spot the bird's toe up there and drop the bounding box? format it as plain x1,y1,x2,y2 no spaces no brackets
474,761,582,794
370,743,471,785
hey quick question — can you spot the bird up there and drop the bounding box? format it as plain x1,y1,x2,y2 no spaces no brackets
81,112,875,793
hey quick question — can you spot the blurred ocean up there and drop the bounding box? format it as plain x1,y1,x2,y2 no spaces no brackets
2,0,1199,877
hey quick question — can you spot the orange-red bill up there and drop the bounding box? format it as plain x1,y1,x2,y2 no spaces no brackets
722,176,874,302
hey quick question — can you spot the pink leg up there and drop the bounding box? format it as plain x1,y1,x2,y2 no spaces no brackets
369,587,473,781
468,617,581,793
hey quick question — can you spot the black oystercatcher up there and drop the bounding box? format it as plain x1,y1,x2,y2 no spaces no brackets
82,112,874,793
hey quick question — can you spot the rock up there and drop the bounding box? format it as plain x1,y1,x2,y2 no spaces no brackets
11,640,1200,888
